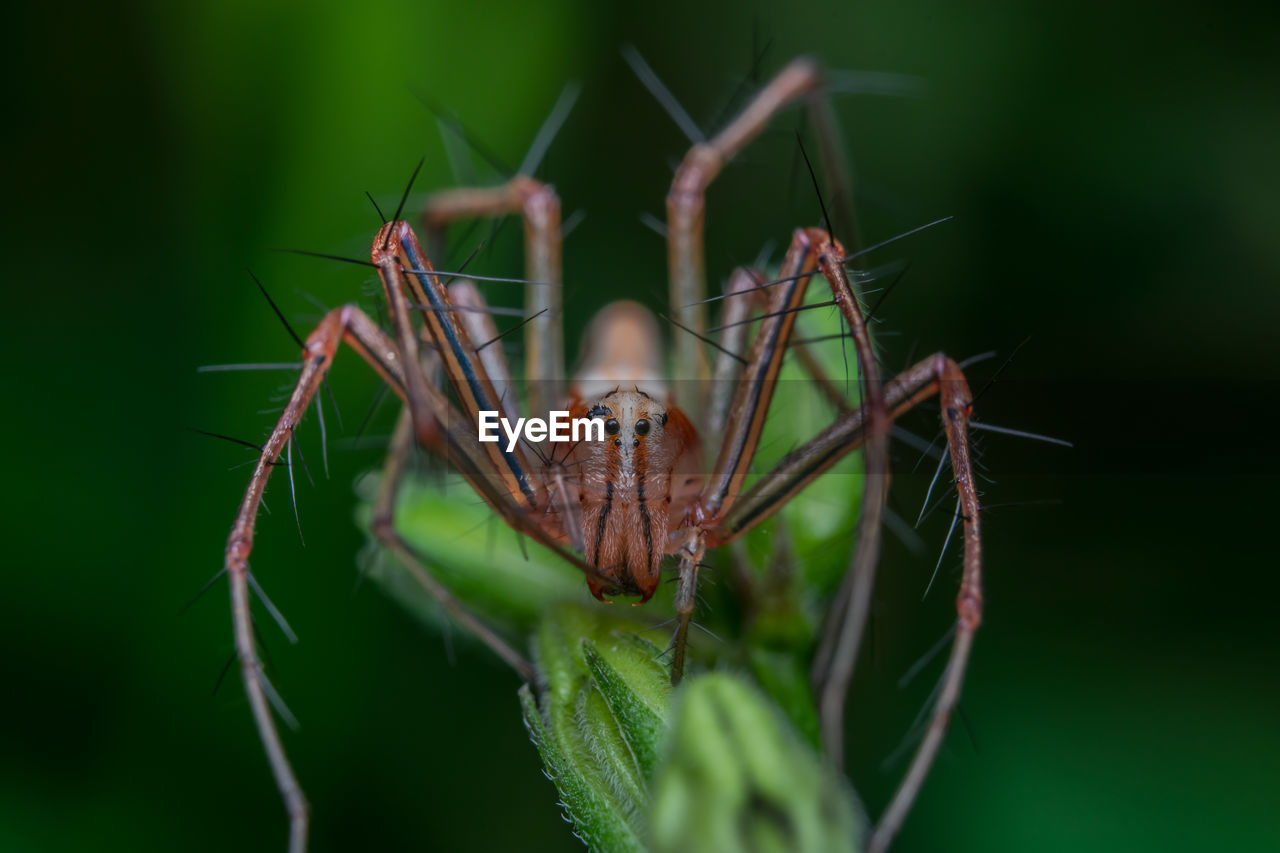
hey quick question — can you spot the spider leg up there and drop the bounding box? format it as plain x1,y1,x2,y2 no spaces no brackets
375,220,607,586
666,57,839,426
678,229,898,770
669,527,706,683
706,264,853,431
712,355,973,540
225,305,406,853
371,407,535,681
705,267,761,437
670,229,823,681
710,352,981,853
375,220,540,510
869,361,980,853
227,275,594,849
420,176,564,417
443,275,588,558
678,231,890,693
688,229,973,848
809,244,892,772
447,278,517,408
695,229,822,524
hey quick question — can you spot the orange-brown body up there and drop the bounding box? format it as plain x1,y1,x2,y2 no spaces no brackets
561,302,701,601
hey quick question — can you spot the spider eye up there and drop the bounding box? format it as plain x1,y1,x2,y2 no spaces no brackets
634,418,650,436
605,418,620,435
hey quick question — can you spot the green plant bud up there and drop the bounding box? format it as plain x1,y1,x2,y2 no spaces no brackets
746,647,821,749
583,640,666,779
649,673,865,853
523,603,672,852
521,685,644,853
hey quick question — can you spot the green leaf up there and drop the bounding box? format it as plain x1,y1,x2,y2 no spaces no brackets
649,673,866,853
521,685,644,853
583,639,667,780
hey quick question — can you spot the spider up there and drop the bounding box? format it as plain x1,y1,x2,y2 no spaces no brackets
220,57,983,853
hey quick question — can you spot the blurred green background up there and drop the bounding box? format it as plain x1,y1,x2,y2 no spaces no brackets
4,0,1277,851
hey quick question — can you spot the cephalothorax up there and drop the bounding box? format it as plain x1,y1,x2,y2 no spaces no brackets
220,57,984,853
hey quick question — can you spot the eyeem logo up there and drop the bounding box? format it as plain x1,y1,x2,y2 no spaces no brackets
478,411,604,452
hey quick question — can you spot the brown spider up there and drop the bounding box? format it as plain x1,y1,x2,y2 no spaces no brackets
221,57,982,852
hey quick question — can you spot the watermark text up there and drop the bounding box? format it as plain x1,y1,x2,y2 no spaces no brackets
478,411,604,452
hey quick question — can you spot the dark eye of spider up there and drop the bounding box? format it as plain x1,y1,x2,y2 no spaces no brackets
605,418,620,435
634,418,650,435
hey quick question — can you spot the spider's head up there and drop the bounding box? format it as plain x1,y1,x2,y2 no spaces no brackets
573,388,699,486
585,388,667,450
